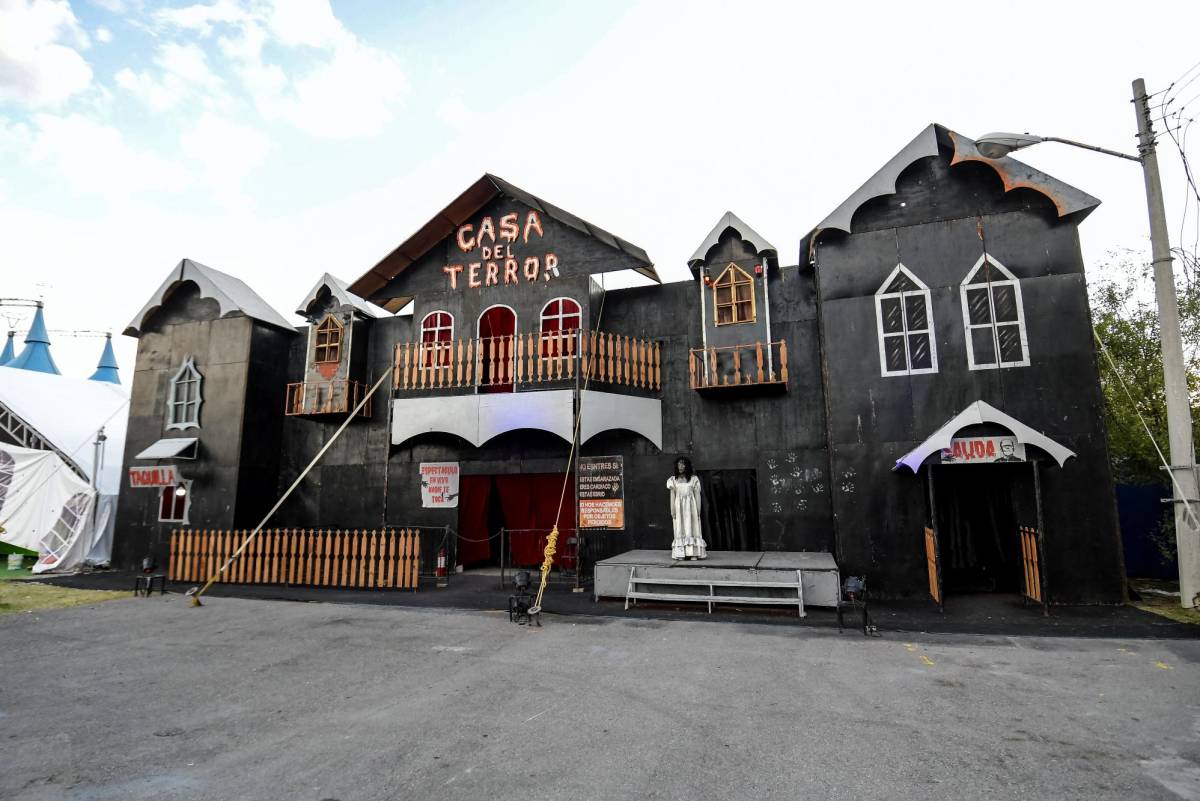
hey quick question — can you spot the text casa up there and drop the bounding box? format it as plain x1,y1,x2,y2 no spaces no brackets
443,210,560,290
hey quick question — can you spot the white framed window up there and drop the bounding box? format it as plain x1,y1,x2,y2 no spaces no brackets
539,298,582,360
874,264,937,376
166,357,203,430
960,254,1030,370
159,480,192,523
420,311,454,367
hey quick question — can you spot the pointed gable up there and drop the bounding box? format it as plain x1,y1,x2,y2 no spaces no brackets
348,174,658,311
8,303,61,375
688,211,778,270
89,333,121,384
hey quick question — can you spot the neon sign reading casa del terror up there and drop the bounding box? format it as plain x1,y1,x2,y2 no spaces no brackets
443,210,560,290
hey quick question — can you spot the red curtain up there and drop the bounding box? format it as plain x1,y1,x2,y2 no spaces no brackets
495,474,575,566
456,475,493,566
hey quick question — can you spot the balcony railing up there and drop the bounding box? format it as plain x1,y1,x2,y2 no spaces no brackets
394,330,662,394
689,340,788,391
285,379,373,417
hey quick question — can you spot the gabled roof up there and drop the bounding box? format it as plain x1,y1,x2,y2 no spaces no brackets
125,258,296,337
8,304,61,375
812,123,1101,237
89,334,120,384
348,174,659,301
894,400,1076,472
687,211,778,268
295,273,388,320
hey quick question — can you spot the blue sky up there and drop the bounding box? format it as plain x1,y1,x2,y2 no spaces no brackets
3,0,1200,381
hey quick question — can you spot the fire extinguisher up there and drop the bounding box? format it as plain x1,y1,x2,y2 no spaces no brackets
436,547,447,578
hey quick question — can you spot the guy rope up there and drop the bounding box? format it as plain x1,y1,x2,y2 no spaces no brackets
189,368,393,606
529,281,606,615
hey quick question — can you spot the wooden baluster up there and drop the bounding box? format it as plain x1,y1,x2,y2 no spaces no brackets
463,338,473,386
368,530,378,588
639,339,648,388
756,342,765,383
180,530,190,582
515,333,525,385
360,530,371,587
393,345,401,389
484,337,493,387
709,347,718,387
779,340,789,383
567,330,576,380
408,529,420,589
505,336,514,386
733,347,742,385
605,332,614,382
623,336,632,386
654,341,662,391
689,350,697,389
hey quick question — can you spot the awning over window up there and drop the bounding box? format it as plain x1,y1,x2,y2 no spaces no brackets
894,401,1075,472
135,437,198,460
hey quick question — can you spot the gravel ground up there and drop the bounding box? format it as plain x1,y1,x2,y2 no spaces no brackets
2,595,1199,801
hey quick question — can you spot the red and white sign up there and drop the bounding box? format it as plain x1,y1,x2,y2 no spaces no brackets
420,462,460,508
941,436,1026,464
129,465,179,487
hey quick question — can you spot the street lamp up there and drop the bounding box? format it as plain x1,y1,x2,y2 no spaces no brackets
981,78,1199,609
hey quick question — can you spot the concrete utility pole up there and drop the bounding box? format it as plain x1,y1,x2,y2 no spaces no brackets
1132,78,1200,609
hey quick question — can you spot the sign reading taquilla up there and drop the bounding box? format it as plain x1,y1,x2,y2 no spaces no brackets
443,210,561,290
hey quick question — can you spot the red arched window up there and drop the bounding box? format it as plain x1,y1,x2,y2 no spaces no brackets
540,298,581,360
421,311,454,366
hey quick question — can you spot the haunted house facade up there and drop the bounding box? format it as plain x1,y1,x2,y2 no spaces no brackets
113,124,1124,603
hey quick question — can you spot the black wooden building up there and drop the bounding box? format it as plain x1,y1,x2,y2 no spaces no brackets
113,124,1124,604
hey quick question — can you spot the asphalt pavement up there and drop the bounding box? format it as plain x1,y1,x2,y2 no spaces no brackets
2,595,1199,801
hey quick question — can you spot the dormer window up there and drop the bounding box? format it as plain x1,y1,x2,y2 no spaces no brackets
314,315,343,364
713,263,755,325
167,357,202,430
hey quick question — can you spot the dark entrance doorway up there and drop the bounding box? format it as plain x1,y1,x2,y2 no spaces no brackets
928,463,1038,594
456,473,576,569
478,305,516,392
696,469,761,551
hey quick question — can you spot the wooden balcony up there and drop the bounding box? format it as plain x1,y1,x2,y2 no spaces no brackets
393,331,662,395
285,379,373,418
689,340,788,393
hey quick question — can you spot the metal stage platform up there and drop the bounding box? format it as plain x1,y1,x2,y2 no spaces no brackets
594,550,841,615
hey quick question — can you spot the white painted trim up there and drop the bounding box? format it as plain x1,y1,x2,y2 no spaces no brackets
165,356,202,431
894,400,1075,472
157,479,192,524
476,304,518,393
874,263,938,377
960,254,1031,371
538,297,582,332
420,309,455,341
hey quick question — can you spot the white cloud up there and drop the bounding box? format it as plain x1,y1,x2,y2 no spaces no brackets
27,112,193,196
94,25,112,44
115,41,224,111
436,96,474,131
154,0,407,139
179,112,271,208
0,0,93,107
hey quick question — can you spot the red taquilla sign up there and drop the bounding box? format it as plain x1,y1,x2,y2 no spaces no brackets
128,465,179,487
443,210,561,290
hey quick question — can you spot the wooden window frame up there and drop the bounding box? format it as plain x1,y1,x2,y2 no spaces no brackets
874,263,938,377
314,315,344,365
712,263,756,326
960,254,1030,371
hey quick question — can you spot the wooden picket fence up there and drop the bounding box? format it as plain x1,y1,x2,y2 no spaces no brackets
168,528,420,590
394,330,662,393
1018,526,1043,604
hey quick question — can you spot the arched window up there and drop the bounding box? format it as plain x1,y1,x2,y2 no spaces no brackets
420,311,454,366
875,264,937,376
540,298,581,360
0,450,13,514
314,315,343,364
166,357,202,431
713,263,755,325
159,480,191,523
960,255,1029,370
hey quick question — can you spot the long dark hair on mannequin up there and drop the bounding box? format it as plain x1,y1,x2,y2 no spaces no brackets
674,456,694,479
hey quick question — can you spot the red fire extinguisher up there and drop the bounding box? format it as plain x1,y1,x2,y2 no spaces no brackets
436,547,447,578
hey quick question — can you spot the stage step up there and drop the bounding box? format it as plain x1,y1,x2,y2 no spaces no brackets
624,567,806,617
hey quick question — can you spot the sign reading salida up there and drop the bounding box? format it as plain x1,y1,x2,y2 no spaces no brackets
443,210,561,290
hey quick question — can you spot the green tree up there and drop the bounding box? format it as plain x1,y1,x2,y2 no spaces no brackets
1090,251,1200,485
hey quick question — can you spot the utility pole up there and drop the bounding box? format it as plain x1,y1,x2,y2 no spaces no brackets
1133,77,1200,609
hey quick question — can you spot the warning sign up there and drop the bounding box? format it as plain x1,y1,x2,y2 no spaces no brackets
419,462,460,508
579,455,624,529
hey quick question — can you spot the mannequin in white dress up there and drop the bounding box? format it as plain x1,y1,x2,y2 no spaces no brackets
666,457,706,560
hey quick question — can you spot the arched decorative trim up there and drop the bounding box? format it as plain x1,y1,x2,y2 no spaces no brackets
894,400,1075,472
539,297,582,332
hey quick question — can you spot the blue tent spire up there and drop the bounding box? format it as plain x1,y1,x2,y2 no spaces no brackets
0,331,14,366
89,333,121,384
8,303,61,375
